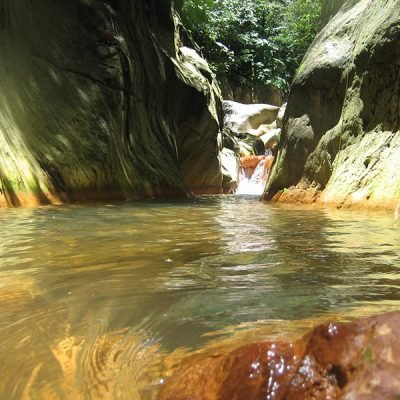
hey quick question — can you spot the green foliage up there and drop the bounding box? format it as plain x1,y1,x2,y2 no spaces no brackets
180,0,322,95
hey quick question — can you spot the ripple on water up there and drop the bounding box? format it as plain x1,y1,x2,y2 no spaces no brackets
0,197,399,398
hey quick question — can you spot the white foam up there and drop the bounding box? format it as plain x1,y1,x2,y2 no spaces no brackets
236,160,267,196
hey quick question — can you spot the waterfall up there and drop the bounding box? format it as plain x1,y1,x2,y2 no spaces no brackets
236,159,267,196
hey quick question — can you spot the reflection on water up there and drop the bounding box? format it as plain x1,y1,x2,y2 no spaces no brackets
0,196,399,398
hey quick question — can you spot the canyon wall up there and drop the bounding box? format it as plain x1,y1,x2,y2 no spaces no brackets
0,0,223,206
265,0,400,211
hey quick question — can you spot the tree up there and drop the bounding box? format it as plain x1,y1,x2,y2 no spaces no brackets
179,0,322,98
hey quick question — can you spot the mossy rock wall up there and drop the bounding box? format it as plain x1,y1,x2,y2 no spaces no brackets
0,0,222,206
265,0,400,211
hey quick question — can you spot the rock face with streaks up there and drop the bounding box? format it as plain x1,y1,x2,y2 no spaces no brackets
160,312,400,400
0,0,223,206
264,0,400,211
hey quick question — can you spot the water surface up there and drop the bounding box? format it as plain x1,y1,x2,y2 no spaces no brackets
1,196,399,398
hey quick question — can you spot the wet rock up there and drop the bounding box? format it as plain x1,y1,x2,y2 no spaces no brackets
160,312,400,400
240,155,264,179
239,155,275,184
265,0,400,212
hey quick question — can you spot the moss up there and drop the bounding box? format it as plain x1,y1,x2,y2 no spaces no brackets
363,347,373,365
296,62,306,75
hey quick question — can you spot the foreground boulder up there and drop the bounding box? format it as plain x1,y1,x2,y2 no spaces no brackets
0,0,223,206
160,312,400,400
265,0,400,212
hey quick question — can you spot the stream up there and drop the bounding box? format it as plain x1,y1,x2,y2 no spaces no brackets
1,195,399,399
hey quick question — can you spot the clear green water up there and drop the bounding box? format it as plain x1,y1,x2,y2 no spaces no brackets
0,195,399,399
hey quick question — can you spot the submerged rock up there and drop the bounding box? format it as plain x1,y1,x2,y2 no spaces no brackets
265,0,400,212
0,0,223,206
160,312,400,400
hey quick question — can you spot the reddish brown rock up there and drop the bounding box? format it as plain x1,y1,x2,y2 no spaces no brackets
240,155,275,180
160,312,400,400
240,155,263,178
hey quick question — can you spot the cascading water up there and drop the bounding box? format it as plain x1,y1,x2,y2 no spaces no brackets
236,159,267,196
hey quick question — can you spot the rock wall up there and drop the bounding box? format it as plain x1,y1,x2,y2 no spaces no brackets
0,0,223,206
265,0,400,212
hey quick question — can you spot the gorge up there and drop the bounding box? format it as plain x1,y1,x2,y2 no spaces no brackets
0,0,223,207
1,0,399,213
0,0,400,399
